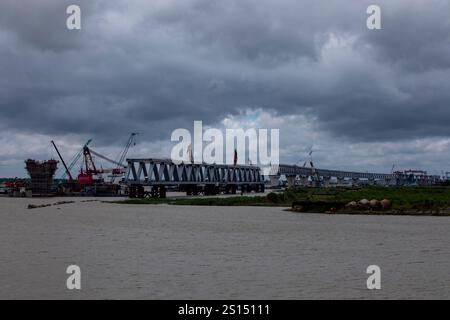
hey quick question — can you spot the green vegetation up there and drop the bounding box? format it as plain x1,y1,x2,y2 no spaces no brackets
116,194,271,206
113,186,450,216
282,186,450,208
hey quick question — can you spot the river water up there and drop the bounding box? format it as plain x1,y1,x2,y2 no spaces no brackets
1,197,449,299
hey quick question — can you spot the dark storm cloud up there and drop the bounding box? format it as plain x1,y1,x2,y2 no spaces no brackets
1,0,450,149
0,0,97,51
362,1,450,71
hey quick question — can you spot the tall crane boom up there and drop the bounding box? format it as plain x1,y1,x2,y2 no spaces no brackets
89,148,126,168
51,140,73,181
118,133,138,166
110,133,138,182
60,139,92,179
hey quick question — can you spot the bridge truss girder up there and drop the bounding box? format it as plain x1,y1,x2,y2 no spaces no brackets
126,159,264,186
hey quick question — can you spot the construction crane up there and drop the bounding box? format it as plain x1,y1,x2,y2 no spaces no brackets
302,150,314,168
299,149,320,187
110,133,138,182
78,133,138,183
51,141,73,181
390,164,396,174
77,146,102,185
89,148,126,169
59,139,92,180
51,134,137,186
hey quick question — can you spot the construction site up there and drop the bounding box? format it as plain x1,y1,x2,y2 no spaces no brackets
0,132,449,199
1,133,138,198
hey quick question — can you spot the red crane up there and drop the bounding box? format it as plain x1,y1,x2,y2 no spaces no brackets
77,146,103,185
51,133,138,187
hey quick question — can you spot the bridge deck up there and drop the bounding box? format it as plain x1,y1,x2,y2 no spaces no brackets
125,159,264,186
271,164,441,183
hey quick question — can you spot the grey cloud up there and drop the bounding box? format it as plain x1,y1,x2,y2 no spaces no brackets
0,0,450,164
362,0,450,72
0,0,99,51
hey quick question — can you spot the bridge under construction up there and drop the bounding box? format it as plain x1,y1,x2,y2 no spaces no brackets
125,159,443,198
271,164,442,187
125,158,265,198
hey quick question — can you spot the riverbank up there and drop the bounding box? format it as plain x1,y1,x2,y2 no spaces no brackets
114,186,450,216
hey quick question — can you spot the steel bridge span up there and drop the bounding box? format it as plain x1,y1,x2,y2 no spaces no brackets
125,159,442,198
125,158,265,198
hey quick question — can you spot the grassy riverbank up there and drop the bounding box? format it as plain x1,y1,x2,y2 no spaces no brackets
114,186,450,216
116,194,271,206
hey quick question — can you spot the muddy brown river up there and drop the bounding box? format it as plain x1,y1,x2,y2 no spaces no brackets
1,196,449,299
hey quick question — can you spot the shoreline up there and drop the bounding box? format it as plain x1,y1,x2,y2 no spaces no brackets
109,186,450,217
5,185,450,217
287,208,450,217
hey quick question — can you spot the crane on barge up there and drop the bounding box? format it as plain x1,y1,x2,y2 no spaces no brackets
50,133,138,195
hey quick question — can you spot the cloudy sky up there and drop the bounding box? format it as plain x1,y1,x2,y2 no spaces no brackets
1,0,450,177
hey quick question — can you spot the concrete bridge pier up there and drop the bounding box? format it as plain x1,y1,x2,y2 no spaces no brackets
300,176,309,187
269,175,280,187
312,177,321,188
286,176,296,188
396,176,405,186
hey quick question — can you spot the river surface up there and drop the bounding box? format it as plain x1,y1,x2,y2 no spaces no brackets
1,196,449,299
